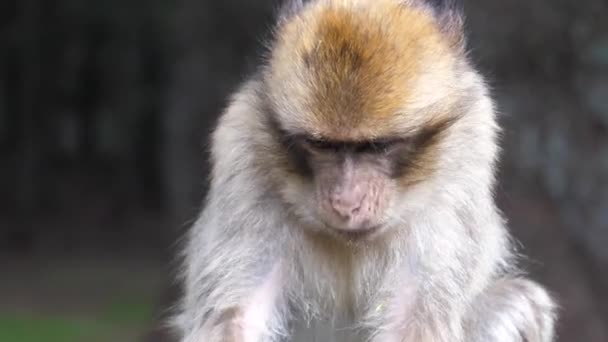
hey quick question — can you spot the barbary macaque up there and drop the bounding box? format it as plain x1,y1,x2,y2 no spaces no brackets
173,0,557,341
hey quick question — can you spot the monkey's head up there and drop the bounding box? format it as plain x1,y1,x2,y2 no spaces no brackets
262,0,497,241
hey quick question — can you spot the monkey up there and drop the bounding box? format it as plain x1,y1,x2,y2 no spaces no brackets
172,0,557,341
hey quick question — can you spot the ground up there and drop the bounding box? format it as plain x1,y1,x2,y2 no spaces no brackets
0,255,170,342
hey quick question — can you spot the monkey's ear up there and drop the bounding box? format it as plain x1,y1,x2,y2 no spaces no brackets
423,0,464,17
422,0,466,51
278,0,307,23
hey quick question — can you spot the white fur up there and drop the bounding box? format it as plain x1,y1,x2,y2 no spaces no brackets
240,265,285,342
172,73,556,341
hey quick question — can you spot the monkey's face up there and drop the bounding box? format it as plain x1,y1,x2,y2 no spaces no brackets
295,137,403,238
271,120,452,241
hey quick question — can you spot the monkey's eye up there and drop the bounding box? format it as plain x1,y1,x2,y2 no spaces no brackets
303,137,337,151
355,139,402,154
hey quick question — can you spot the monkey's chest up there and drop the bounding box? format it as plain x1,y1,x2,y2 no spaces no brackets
289,316,366,342
285,254,385,341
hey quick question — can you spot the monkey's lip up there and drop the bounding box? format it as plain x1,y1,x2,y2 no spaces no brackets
330,224,384,240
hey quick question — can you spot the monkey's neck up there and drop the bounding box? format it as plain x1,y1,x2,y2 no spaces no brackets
288,228,408,318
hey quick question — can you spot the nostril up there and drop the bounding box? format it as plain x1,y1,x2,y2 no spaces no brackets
331,204,350,220
330,197,363,220
332,203,352,220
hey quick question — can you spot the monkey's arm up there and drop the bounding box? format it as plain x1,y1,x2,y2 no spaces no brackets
372,277,555,342
175,204,288,342
465,277,556,342
174,86,289,342
368,206,556,342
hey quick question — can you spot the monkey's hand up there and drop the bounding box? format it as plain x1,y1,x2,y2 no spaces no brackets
466,278,556,342
178,261,285,342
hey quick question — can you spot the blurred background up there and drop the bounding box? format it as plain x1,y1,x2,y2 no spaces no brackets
1,0,607,341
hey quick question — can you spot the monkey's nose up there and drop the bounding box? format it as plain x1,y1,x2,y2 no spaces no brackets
330,195,363,221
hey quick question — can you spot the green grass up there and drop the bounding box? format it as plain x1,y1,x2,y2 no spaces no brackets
0,299,154,342
100,297,155,326
0,316,100,342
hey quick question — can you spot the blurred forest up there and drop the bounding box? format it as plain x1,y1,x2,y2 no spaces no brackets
0,0,607,341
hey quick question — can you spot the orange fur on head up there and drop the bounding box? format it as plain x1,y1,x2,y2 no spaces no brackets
267,0,462,141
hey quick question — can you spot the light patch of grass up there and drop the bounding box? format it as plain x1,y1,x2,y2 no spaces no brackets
0,315,101,342
0,298,155,342
101,297,156,326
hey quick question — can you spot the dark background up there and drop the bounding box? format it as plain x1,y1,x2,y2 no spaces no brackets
1,0,607,341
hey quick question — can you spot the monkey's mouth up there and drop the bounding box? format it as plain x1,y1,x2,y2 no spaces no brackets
328,224,384,241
